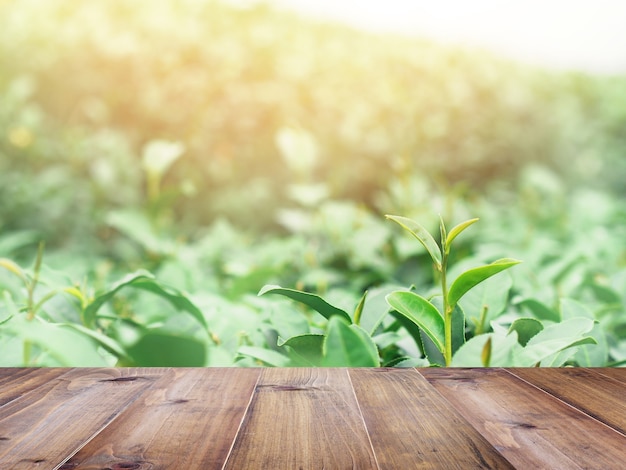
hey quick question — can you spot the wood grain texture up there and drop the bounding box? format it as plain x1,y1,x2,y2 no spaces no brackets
593,367,626,384
0,368,67,407
1,367,625,469
64,368,261,470
350,368,514,469
420,368,626,469
509,367,626,435
223,368,379,469
0,368,155,470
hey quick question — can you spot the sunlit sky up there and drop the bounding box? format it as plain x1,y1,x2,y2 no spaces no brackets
266,0,626,74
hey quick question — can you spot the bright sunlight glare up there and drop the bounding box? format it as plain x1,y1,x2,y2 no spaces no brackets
267,0,626,74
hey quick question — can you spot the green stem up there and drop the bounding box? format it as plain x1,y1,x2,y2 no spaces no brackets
27,241,45,321
475,305,489,335
147,171,161,206
441,252,452,366
23,339,32,365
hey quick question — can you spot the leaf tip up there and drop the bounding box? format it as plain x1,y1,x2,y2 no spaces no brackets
257,284,280,296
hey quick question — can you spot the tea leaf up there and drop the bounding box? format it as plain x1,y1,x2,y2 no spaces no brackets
84,270,210,334
445,218,479,254
130,279,210,332
0,258,26,282
141,139,184,176
509,318,544,346
3,315,108,366
451,332,521,367
559,298,608,366
517,317,597,366
481,336,492,367
258,285,352,323
461,272,512,333
385,215,442,268
278,334,325,366
448,258,521,308
430,296,466,354
358,284,406,335
61,322,127,359
386,291,445,354
322,316,379,367
127,332,205,367
353,290,368,326
237,346,290,367
518,298,560,322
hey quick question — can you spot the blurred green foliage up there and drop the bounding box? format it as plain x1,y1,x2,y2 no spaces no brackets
1,0,626,366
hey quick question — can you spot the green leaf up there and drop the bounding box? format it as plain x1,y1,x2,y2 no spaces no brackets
142,139,184,176
559,297,594,320
83,270,154,326
559,298,608,366
386,291,445,354
461,271,512,331
540,348,580,367
445,218,479,254
0,258,26,283
430,296,466,354
451,332,521,367
106,210,175,255
573,322,608,367
448,258,522,309
508,318,544,347
1,291,19,324
127,332,206,367
0,230,39,255
237,346,291,367
60,322,127,359
258,285,351,323
83,271,210,335
3,315,108,366
358,284,405,335
481,336,492,367
353,290,368,326
385,356,430,368
518,298,560,322
322,317,379,367
517,317,597,366
278,334,324,366
131,279,210,331
385,215,442,268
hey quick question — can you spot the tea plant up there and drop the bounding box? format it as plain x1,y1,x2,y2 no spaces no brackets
258,215,599,367
385,215,521,365
0,249,220,366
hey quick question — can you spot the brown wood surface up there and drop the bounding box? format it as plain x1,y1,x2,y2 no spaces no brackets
594,367,626,384
223,368,379,469
509,367,626,434
349,368,514,469
0,368,67,407
64,368,261,469
420,368,626,470
0,367,624,469
0,368,156,470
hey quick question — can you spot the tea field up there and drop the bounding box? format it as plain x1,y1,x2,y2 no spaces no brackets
1,0,625,367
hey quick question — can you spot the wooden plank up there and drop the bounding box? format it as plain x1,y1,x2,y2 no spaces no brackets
223,368,379,469
593,367,626,384
64,368,261,469
0,368,156,469
509,368,626,435
420,368,626,469
0,368,67,407
350,368,514,469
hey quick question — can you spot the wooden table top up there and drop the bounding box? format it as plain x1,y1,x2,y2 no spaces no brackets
0,368,624,469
